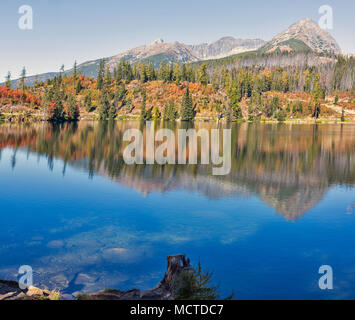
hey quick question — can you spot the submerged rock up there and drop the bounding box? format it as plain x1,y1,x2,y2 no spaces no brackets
0,254,191,300
76,254,192,300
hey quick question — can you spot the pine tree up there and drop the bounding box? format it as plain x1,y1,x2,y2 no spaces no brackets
140,61,148,83
163,103,169,120
66,94,80,121
75,79,82,94
19,67,26,91
5,72,11,88
180,85,194,121
159,61,170,82
73,60,78,90
168,101,178,120
173,62,182,84
228,81,242,120
84,94,92,112
145,108,152,120
312,73,322,119
233,104,243,120
198,63,208,85
108,103,116,119
147,61,156,81
140,90,147,120
173,260,219,300
114,84,126,109
97,59,106,90
98,89,110,120
152,105,160,120
47,86,65,122
105,66,112,87
341,107,345,122
225,105,232,122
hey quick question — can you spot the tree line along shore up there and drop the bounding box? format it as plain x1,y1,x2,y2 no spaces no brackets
1,55,354,123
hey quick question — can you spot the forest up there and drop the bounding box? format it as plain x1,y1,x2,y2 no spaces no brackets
0,51,354,122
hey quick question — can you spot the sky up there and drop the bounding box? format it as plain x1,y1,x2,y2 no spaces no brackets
1,0,354,79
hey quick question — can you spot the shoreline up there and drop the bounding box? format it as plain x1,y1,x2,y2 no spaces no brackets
1,113,354,125
0,255,191,301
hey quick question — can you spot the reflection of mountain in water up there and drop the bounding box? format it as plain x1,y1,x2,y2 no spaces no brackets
0,121,354,220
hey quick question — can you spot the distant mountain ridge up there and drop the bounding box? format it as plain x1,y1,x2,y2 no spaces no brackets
5,18,342,87
107,38,200,70
189,37,266,60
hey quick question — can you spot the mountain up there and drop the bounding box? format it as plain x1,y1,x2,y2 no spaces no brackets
189,37,265,60
107,38,199,70
260,18,341,54
3,18,343,87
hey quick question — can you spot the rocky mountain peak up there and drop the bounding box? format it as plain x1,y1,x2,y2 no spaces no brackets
150,38,165,46
263,18,341,54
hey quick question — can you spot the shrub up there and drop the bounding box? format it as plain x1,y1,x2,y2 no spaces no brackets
173,260,219,300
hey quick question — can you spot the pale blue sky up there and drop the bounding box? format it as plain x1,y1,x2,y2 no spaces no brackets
1,0,354,79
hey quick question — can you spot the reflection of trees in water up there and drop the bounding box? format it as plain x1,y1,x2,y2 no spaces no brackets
0,121,355,219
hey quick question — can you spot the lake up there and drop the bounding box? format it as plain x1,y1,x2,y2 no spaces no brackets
0,121,354,299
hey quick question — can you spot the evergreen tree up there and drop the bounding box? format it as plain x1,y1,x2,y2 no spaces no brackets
140,61,148,83
73,61,77,81
168,101,178,120
115,83,126,106
98,89,110,120
228,82,242,107
312,74,322,119
198,63,208,85
152,105,160,120
108,103,116,119
66,94,80,121
232,104,243,120
269,96,280,118
173,260,219,300
97,59,106,90
5,72,11,88
147,61,156,81
105,67,112,87
159,61,170,82
163,101,178,121
46,86,65,122
140,90,147,120
180,85,194,121
145,108,152,120
225,105,232,122
75,78,82,94
341,107,345,122
173,62,182,84
19,67,26,91
84,94,93,112
163,103,169,120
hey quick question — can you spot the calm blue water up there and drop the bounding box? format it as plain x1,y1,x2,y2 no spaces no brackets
0,122,354,299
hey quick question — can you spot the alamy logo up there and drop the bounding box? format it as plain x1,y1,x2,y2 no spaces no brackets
318,5,333,30
18,5,33,30
18,265,33,289
318,265,333,290
123,122,231,176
